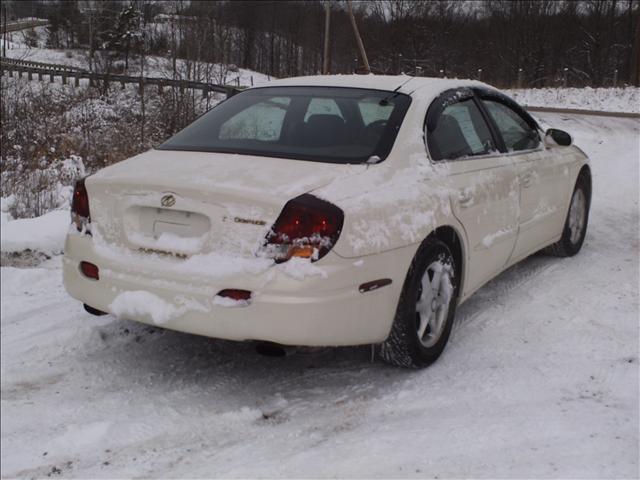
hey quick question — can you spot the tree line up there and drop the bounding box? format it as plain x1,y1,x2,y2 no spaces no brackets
3,0,639,88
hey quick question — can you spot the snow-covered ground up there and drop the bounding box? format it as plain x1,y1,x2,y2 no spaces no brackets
1,112,638,477
0,209,69,255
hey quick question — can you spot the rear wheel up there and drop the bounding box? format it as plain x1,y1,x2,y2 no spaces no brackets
380,238,458,368
545,176,590,257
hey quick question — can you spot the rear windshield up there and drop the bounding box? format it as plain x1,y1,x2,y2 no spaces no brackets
158,86,412,164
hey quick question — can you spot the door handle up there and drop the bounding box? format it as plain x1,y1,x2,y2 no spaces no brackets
521,173,533,188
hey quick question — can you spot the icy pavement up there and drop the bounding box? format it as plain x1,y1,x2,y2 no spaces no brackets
1,113,638,478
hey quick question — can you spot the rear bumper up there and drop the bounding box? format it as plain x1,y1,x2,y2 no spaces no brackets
63,233,417,346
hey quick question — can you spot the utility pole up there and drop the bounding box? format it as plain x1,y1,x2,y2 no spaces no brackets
88,9,94,72
322,3,330,75
632,9,640,86
2,4,7,58
347,0,370,74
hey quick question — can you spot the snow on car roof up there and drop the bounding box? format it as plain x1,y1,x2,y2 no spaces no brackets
259,74,489,96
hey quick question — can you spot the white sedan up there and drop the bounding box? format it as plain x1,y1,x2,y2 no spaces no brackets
63,75,591,367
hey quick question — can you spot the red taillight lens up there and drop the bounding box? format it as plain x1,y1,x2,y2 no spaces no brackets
217,289,252,301
263,194,344,262
71,178,90,217
80,261,99,280
71,178,90,232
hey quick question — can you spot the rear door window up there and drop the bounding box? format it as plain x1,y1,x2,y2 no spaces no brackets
427,98,496,161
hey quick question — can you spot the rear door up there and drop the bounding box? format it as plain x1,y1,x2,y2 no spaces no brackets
478,93,571,262
426,89,519,296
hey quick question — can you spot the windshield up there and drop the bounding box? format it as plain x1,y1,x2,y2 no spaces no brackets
158,86,412,164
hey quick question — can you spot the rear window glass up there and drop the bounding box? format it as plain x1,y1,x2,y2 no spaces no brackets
219,97,290,141
158,86,411,164
358,100,394,126
304,98,343,122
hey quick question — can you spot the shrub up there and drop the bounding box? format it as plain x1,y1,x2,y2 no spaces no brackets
1,76,220,218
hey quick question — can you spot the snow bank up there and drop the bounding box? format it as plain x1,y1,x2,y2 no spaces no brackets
505,87,640,113
0,209,69,255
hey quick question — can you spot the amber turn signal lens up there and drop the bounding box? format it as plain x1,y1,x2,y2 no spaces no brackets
289,245,316,258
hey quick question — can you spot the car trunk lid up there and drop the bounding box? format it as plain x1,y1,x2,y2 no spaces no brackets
86,149,350,259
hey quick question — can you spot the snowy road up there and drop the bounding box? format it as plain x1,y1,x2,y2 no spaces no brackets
1,113,638,478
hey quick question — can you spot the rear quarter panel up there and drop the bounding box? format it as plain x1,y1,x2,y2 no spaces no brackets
312,87,473,299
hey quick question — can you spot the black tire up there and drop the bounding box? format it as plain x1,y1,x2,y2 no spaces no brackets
545,175,590,257
380,238,458,368
83,303,107,316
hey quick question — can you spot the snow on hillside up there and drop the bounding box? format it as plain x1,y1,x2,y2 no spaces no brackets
0,112,638,477
3,26,637,110
5,44,638,108
5,28,639,106
2,27,272,88
0,25,49,49
505,87,640,113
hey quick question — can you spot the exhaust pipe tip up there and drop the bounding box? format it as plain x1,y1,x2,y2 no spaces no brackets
255,342,297,357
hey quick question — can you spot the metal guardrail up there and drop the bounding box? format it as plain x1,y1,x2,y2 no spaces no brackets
526,106,640,119
0,57,242,97
0,20,48,34
2,57,635,117
1,56,81,73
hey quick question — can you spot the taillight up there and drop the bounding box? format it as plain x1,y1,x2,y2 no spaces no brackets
80,261,99,280
217,289,252,301
262,194,344,262
215,289,252,307
71,177,90,232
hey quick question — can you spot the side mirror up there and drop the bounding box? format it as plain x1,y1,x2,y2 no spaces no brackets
545,128,572,147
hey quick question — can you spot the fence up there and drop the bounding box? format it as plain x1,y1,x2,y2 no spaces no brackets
0,57,242,98
1,56,79,73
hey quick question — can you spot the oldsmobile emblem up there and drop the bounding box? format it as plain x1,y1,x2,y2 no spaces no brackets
161,194,176,207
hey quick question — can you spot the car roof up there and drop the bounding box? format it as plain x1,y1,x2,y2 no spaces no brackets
258,74,490,97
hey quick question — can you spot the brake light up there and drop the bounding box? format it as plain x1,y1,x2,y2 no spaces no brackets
262,194,343,262
217,289,252,301
71,177,90,232
215,289,252,307
80,261,99,280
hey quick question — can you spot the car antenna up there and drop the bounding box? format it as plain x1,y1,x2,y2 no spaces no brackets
379,76,415,106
